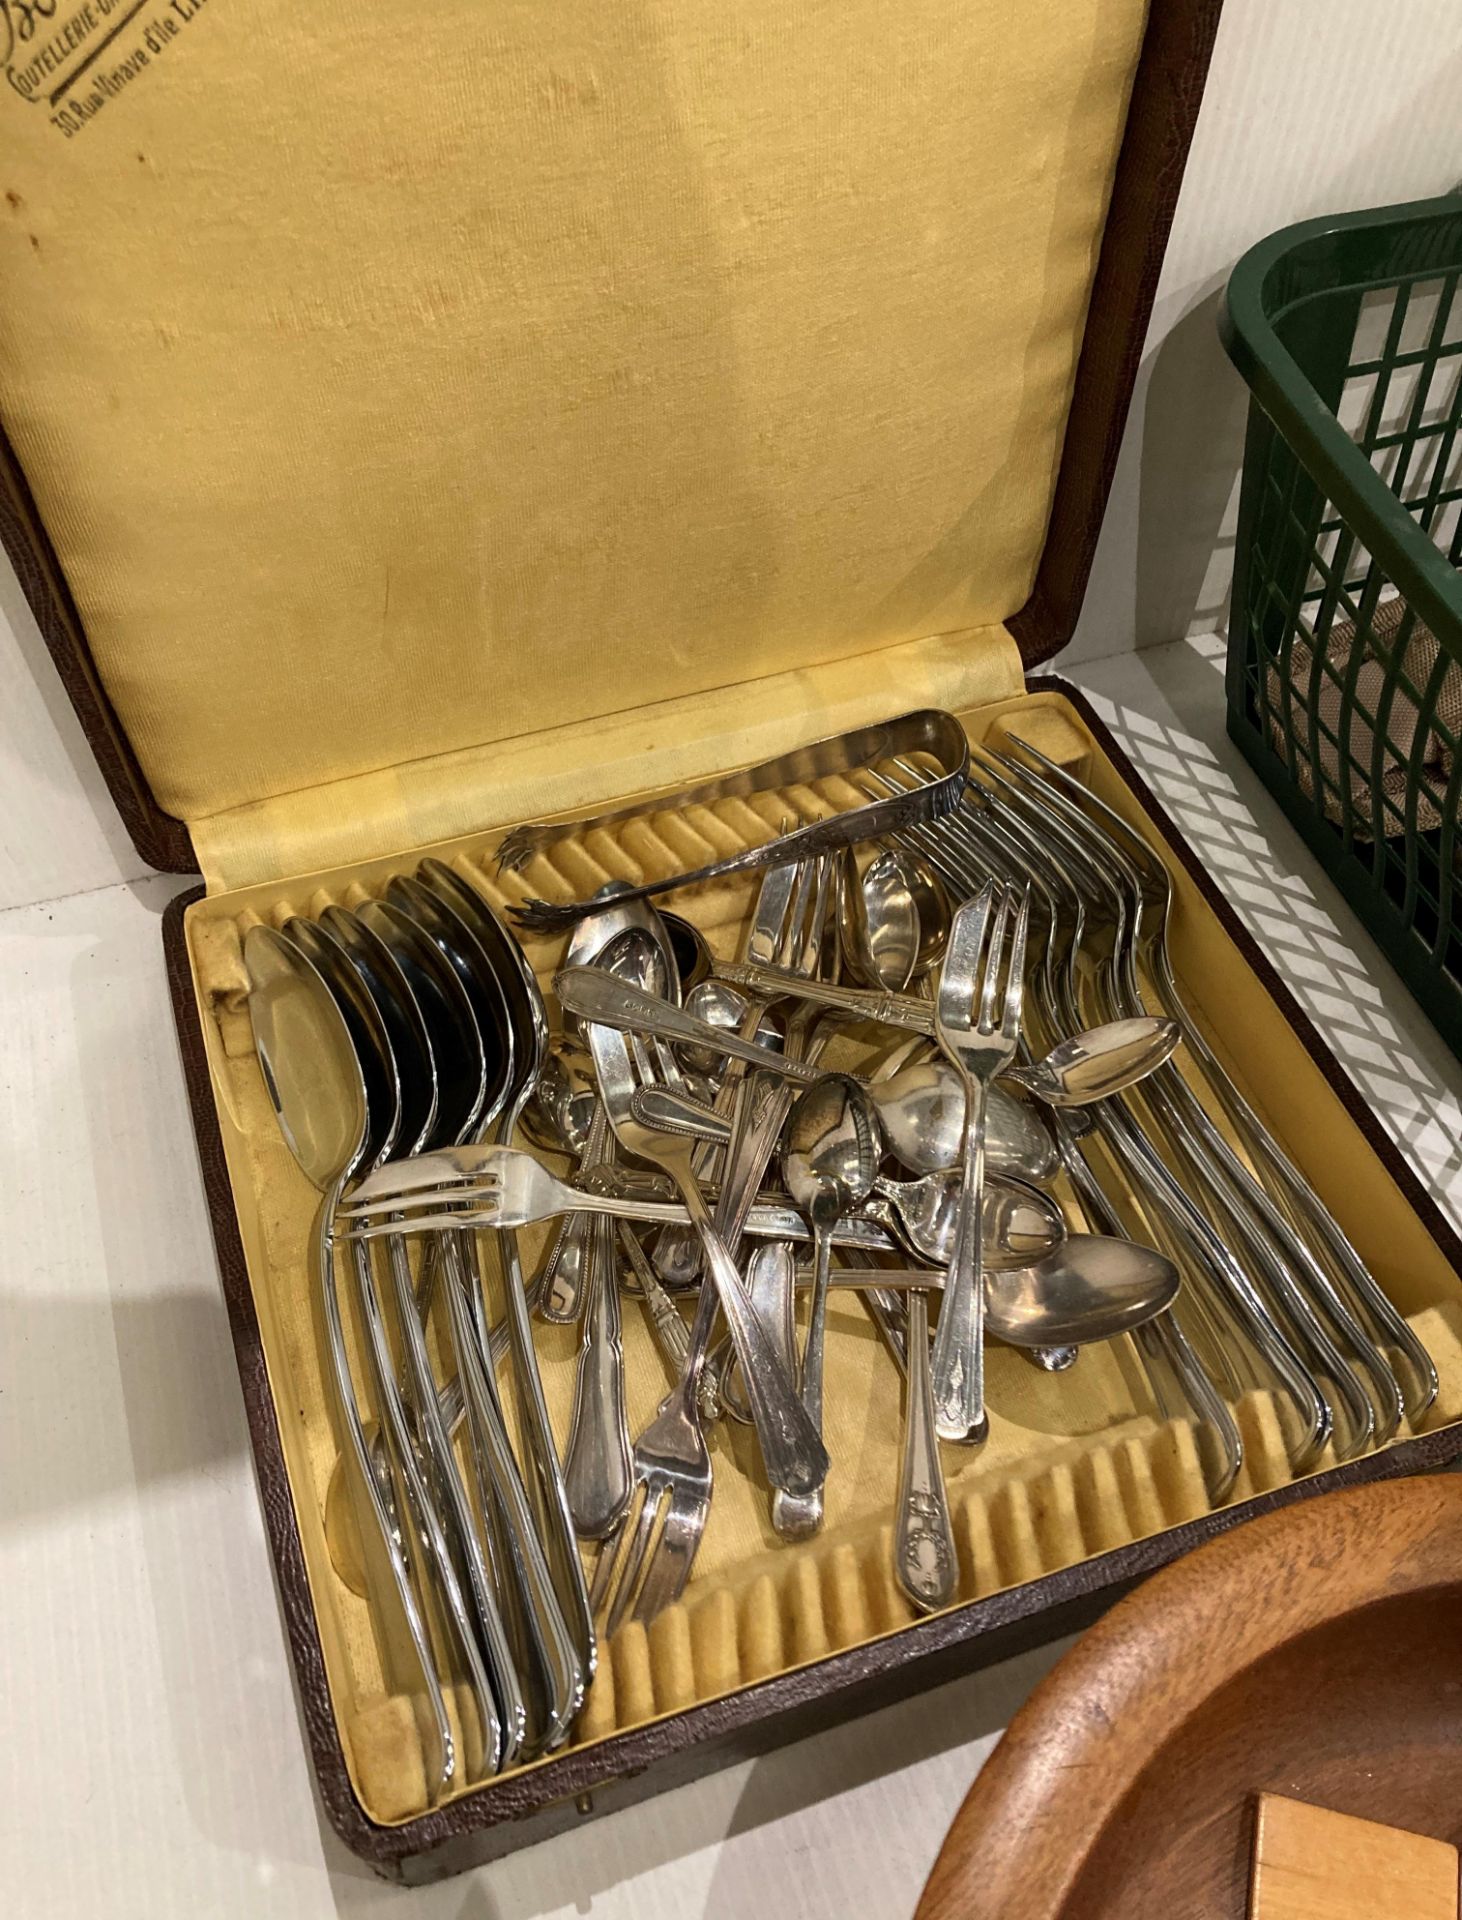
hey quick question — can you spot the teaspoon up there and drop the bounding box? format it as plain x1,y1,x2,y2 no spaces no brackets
777,1074,881,1536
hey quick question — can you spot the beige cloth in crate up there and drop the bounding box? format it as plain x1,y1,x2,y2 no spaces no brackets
1265,595,1462,839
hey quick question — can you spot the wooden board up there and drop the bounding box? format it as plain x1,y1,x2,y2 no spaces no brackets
1250,1794,1457,1920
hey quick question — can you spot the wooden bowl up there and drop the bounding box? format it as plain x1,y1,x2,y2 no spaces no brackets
916,1473,1462,1920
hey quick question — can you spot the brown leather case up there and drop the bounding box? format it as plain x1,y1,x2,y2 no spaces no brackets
16,1,1459,1886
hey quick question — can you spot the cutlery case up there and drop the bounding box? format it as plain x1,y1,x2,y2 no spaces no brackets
6,0,1462,1883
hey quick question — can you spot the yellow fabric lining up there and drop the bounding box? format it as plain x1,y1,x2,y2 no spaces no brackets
181,691,1462,1828
0,0,1143,861
188,623,1023,891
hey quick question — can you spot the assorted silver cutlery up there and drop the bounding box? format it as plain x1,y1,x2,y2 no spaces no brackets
245,715,1435,1800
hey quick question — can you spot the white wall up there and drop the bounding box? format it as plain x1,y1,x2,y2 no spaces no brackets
1066,0,1462,663
2,0,1459,908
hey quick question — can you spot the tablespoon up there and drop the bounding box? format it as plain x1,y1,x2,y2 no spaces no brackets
416,859,595,1702
863,1236,1183,1361
329,906,579,1756
292,912,524,1768
1005,1016,1179,1106
986,1236,1180,1348
775,1075,881,1536
242,925,459,1794
409,863,592,1734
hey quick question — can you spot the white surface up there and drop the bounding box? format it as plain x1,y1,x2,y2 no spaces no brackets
1,13,1459,1899
2,0,1458,910
5,636,1462,1918
1066,0,1462,663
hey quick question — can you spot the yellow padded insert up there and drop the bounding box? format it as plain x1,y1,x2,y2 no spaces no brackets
182,691,1462,1828
0,0,1145,850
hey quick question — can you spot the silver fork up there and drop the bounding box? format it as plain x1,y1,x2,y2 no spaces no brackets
929,882,1030,1443
591,1024,828,1497
585,1021,829,1632
708,854,837,1429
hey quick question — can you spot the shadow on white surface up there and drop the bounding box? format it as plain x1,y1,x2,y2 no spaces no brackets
0,548,151,910
316,1638,1070,1918
1072,637,1462,1222
64,881,334,1881
0,1291,243,1524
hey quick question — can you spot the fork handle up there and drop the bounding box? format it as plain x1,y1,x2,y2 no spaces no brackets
562,1212,633,1540
671,1156,829,1499
929,1076,989,1444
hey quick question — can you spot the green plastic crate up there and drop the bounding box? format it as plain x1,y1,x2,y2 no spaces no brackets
1222,194,1462,1055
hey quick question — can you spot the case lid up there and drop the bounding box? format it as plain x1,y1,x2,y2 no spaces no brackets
0,0,1222,883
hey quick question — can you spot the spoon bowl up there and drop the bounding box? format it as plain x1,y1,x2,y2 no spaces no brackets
522,1043,599,1156
872,1059,1060,1185
245,925,368,1188
874,1169,1065,1270
984,1235,1181,1349
658,911,713,994
901,850,952,977
682,979,782,1075
1008,1016,1180,1107
840,847,920,991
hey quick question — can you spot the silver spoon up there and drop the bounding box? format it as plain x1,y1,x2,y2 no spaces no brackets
901,849,952,978
1005,1015,1180,1107
840,843,952,988
657,910,713,994
522,1042,598,1157
776,1073,881,1537
294,911,524,1771
415,860,595,1713
332,900,579,1758
873,1058,1060,1185
681,979,782,1076
986,1236,1181,1348
243,924,459,1795
840,845,921,991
